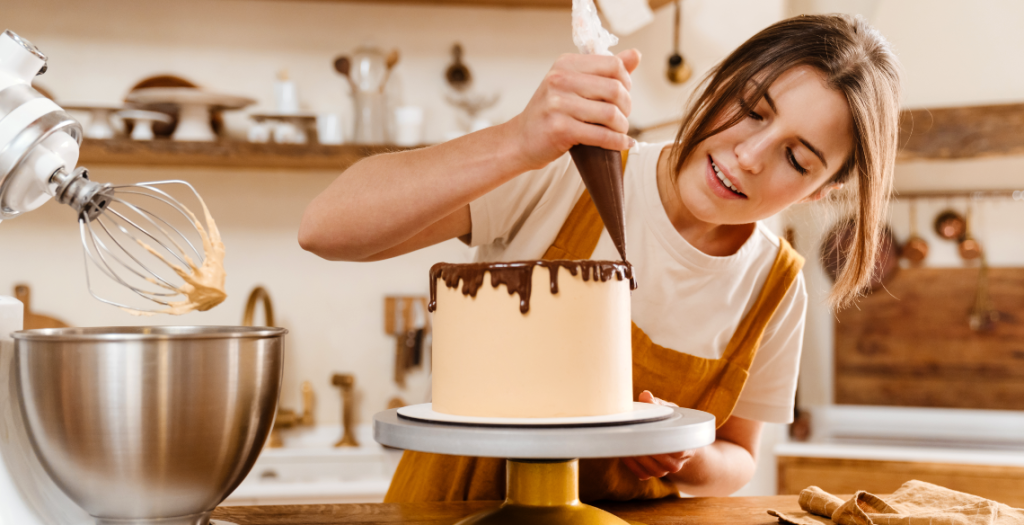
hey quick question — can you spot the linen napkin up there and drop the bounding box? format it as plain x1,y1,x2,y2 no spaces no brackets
768,481,1024,525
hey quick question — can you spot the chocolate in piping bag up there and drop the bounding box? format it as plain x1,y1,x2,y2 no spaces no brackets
570,1,627,262
570,144,627,262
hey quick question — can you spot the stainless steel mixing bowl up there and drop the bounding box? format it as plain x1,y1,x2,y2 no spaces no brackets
13,326,286,525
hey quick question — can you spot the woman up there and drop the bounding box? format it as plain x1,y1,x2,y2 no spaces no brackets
299,14,901,499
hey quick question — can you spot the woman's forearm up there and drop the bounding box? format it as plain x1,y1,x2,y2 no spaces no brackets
667,438,758,496
298,119,530,261
298,51,640,262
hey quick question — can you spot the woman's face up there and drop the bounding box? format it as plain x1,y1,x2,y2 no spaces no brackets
676,65,854,226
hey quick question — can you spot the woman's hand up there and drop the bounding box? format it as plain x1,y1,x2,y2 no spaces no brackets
508,49,641,171
621,390,697,481
299,50,640,262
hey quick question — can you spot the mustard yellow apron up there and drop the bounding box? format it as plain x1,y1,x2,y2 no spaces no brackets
385,152,804,503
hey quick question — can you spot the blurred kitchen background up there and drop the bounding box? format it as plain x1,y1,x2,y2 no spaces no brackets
1,0,1022,506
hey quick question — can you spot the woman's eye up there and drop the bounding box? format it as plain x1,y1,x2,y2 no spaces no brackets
747,111,763,121
787,148,808,175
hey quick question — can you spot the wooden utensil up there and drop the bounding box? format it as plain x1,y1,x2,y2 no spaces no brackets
445,44,472,92
14,284,69,330
380,49,400,94
333,56,356,92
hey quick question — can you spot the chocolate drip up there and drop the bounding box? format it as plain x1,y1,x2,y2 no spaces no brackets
429,260,635,314
570,144,627,262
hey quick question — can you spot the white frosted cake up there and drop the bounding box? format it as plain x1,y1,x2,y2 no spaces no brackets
429,260,634,418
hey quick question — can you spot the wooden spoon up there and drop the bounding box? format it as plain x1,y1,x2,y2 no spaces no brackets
379,49,400,94
333,56,356,92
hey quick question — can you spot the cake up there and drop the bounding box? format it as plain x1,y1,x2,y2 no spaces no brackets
429,260,634,418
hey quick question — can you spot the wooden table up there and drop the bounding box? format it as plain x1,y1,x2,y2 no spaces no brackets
212,496,799,525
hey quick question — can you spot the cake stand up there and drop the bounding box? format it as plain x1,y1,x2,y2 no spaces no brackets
126,87,256,142
374,406,716,525
62,103,127,139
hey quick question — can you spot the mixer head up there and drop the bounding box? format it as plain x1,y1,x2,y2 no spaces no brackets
0,30,225,314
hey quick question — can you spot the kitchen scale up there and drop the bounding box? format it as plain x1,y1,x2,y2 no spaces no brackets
375,403,716,525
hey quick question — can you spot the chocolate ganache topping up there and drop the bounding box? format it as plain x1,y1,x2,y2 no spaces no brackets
429,260,635,314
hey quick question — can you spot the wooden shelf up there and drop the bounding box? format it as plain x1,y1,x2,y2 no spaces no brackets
316,0,674,10
81,99,1024,171
899,102,1024,161
78,139,418,171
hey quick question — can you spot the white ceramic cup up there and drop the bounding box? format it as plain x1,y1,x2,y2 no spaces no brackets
393,106,424,147
316,113,344,145
247,121,271,143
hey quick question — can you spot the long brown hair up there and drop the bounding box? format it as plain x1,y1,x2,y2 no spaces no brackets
670,14,902,310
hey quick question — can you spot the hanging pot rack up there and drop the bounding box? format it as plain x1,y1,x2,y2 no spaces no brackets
895,189,1024,200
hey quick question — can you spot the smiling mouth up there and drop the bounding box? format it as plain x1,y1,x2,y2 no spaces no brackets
711,158,746,197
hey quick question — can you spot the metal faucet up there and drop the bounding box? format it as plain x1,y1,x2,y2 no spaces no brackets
331,373,359,447
241,286,315,448
269,381,315,448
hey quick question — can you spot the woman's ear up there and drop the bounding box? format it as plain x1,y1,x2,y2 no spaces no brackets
801,182,844,203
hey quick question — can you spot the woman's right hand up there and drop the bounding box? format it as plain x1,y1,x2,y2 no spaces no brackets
299,49,640,262
508,49,642,171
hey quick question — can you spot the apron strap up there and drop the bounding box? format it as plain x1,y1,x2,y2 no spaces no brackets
720,237,804,366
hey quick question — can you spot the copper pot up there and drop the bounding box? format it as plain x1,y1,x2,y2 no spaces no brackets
958,236,983,260
934,210,966,240
902,236,929,264
901,199,928,265
957,202,983,261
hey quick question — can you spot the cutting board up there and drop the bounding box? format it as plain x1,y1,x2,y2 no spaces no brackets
14,284,69,330
834,267,1024,410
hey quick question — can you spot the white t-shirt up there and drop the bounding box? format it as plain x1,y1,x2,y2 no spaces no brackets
468,141,806,424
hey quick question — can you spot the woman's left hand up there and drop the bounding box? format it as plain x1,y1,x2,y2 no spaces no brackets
621,391,698,481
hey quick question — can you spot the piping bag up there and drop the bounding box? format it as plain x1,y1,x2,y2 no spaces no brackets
571,0,629,263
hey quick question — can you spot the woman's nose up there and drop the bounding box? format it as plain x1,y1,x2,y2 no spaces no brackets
734,132,771,175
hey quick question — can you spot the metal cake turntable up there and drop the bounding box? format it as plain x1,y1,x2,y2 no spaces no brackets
375,406,716,525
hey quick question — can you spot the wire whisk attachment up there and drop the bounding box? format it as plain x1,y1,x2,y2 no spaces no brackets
55,168,226,315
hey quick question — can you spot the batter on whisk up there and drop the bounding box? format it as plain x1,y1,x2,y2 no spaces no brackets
125,197,226,316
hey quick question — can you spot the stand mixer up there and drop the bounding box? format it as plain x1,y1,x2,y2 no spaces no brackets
0,29,222,315
0,29,278,525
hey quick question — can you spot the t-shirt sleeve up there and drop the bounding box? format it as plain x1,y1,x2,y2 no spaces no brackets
468,154,574,248
730,272,807,424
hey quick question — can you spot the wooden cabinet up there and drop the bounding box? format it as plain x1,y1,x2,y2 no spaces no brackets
834,268,1024,410
777,456,1024,507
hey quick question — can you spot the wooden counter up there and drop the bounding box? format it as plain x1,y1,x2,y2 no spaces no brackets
212,496,800,525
